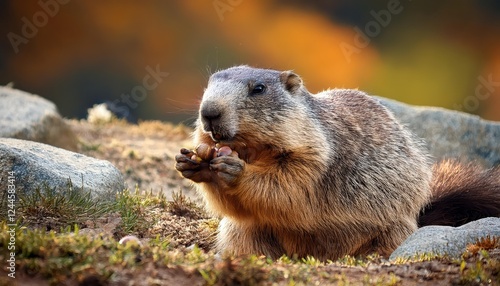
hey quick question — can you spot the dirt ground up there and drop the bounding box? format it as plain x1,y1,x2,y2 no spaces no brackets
68,119,199,200
5,118,496,286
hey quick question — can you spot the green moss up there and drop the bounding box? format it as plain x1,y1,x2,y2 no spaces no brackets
169,190,208,219
108,188,172,236
2,186,498,285
456,241,500,285
0,223,114,284
0,221,214,285
79,141,101,152
362,273,401,286
2,218,499,285
13,182,108,231
391,252,442,264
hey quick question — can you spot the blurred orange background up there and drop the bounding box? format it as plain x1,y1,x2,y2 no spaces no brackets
1,1,499,124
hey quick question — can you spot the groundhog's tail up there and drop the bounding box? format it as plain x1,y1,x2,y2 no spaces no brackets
418,160,500,227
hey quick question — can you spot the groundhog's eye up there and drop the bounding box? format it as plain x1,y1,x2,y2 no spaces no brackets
250,83,266,95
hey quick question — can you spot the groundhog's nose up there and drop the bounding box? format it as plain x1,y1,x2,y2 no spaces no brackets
200,104,223,139
201,105,222,126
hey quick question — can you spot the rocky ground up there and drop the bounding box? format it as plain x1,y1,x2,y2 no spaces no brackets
1,85,499,285
3,118,497,286
68,119,197,200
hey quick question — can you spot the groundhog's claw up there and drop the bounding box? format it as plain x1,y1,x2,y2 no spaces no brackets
175,150,212,183
210,153,244,187
180,148,194,155
176,146,243,186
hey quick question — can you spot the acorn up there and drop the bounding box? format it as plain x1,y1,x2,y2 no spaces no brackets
195,143,216,161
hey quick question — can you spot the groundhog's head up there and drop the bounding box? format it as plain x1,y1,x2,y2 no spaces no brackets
195,65,324,162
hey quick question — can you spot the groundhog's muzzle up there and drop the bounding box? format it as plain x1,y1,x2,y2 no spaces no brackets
200,102,228,141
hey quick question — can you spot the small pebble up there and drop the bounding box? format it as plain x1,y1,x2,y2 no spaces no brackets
119,235,142,247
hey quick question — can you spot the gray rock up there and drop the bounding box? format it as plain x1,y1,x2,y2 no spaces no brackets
0,86,77,151
0,138,124,200
377,97,500,167
389,217,500,260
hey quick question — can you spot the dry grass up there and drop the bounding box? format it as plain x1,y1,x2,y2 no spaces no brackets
1,119,498,285
1,186,499,285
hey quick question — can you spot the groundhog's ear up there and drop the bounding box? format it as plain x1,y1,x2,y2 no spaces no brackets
280,71,303,94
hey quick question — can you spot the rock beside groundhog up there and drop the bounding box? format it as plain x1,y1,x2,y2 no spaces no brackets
389,217,500,260
0,138,124,200
377,97,500,167
0,86,77,151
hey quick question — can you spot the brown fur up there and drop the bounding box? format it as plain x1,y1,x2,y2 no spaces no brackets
175,66,500,261
419,160,500,227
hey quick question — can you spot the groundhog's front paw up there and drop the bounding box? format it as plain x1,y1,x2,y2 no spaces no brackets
210,149,245,187
175,148,212,183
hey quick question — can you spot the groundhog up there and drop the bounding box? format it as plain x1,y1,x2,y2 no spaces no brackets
175,65,500,260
